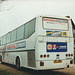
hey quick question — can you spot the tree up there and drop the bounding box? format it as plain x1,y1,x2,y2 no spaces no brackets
0,0,15,11
0,0,6,3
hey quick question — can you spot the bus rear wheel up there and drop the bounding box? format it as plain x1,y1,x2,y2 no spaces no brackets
16,58,20,70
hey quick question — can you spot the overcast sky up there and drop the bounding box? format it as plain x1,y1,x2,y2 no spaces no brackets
0,0,75,36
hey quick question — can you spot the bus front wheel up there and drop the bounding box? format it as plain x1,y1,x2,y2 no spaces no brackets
0,56,3,64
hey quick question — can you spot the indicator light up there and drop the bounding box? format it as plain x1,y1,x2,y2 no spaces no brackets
47,54,49,58
69,54,70,57
71,54,73,57
40,55,43,58
66,54,68,57
44,55,46,58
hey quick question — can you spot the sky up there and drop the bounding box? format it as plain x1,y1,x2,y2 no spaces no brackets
0,0,75,36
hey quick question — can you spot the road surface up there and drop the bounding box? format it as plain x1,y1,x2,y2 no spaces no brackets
0,63,75,75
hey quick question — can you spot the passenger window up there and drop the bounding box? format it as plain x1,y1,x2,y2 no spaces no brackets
25,19,35,38
11,30,17,42
2,35,6,44
0,40,1,46
17,25,24,40
0,38,2,46
7,32,11,43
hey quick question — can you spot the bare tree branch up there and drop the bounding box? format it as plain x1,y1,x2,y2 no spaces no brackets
0,0,6,3
0,0,15,11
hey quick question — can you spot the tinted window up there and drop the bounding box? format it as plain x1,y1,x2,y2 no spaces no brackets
25,19,35,38
11,30,17,42
7,33,11,43
0,38,2,46
2,35,6,44
17,25,24,40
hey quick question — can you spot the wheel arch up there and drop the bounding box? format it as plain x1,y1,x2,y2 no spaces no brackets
15,55,22,67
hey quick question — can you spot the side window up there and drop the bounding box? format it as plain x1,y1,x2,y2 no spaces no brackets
0,40,1,46
11,30,17,42
17,25,24,40
6,32,11,43
2,35,6,45
0,38,2,46
25,19,35,38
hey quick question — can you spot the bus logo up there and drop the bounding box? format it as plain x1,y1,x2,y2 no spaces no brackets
62,32,67,36
46,31,67,37
47,44,52,50
53,44,56,50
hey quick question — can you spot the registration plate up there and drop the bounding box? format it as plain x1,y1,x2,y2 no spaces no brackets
54,60,62,63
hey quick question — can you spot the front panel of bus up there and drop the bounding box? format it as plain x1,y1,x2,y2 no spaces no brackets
35,16,74,70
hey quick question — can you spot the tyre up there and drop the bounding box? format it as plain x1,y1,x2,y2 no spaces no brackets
16,58,20,70
0,56,3,64
1,59,3,64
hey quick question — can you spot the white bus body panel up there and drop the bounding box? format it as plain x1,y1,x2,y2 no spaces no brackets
0,15,74,70
35,16,74,70
4,33,35,68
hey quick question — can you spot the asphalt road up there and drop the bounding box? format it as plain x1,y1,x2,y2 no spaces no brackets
0,63,75,75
